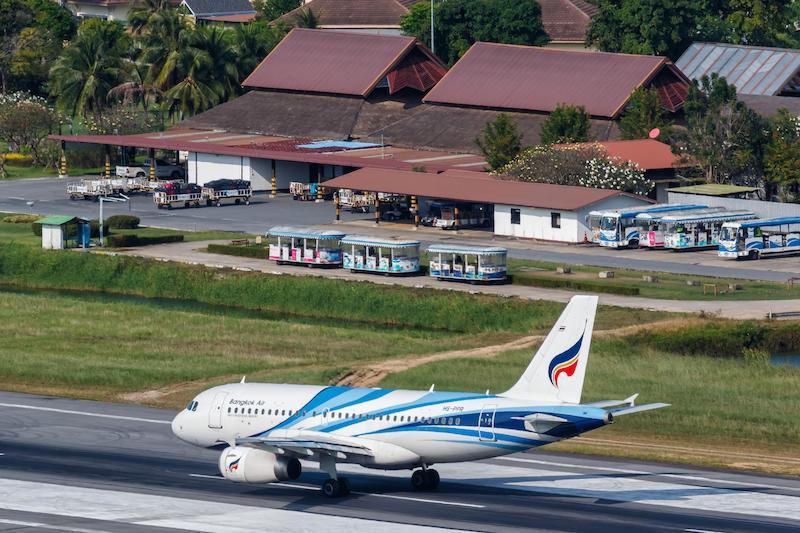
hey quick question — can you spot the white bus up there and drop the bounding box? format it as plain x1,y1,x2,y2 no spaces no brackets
635,207,725,248
595,204,708,248
718,217,800,260
662,210,757,251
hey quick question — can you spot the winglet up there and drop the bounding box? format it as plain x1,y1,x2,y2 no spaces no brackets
429,384,435,392
240,376,247,384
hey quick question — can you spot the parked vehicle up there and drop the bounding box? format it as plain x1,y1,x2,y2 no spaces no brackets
596,204,708,248
662,210,757,251
430,202,491,229
636,207,725,248
337,189,375,213
202,179,252,207
378,200,411,221
153,182,202,209
66,179,113,201
117,159,185,180
718,217,800,259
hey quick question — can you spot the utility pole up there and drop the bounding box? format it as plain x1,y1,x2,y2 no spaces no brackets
430,0,435,55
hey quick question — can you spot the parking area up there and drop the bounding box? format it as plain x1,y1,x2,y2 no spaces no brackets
2,177,800,282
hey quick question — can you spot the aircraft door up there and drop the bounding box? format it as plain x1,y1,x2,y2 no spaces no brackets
209,392,227,429
478,404,497,441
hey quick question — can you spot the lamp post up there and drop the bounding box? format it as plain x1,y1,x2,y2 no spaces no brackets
98,195,127,247
430,0,435,55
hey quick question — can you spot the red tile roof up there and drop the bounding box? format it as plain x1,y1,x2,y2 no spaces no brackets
558,139,681,170
323,167,648,210
539,0,597,43
277,0,409,27
242,29,446,96
423,42,690,118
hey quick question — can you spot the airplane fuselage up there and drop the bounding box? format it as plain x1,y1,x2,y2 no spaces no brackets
172,382,609,468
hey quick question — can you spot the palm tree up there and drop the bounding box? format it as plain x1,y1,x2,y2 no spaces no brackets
108,61,163,109
232,21,285,86
49,19,130,118
137,8,189,93
128,0,174,35
294,8,318,28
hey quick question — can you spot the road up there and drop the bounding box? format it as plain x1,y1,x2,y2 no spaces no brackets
0,391,798,532
1,177,799,282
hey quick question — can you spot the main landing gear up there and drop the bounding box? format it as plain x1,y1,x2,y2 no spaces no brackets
410,467,440,491
320,455,351,498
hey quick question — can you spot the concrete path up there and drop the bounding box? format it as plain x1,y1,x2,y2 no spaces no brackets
110,240,800,319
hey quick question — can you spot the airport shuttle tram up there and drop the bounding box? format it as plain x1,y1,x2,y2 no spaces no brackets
635,207,725,248
595,203,708,248
427,244,507,283
662,210,757,251
718,217,800,260
267,226,345,267
341,235,421,275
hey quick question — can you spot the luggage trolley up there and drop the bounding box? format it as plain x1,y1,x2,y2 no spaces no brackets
341,235,421,275
266,226,345,267
427,244,508,283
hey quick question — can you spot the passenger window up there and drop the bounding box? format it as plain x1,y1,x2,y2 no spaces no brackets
455,418,461,425
281,410,286,416
227,407,231,413
234,408,238,414
267,409,272,415
448,418,454,425
261,409,265,415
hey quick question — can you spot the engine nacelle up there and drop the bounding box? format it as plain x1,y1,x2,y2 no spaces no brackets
219,446,301,484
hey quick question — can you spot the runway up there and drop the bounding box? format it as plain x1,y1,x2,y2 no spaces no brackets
0,391,798,532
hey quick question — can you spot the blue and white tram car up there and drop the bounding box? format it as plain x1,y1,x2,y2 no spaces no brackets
718,217,800,259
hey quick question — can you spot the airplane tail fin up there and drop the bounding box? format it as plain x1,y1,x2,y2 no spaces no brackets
500,295,598,405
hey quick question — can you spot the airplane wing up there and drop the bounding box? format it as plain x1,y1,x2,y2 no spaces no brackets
236,430,375,459
608,403,670,416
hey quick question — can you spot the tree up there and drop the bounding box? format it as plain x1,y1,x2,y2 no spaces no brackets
400,0,548,66
474,113,523,170
540,104,591,145
497,143,652,194
252,0,301,21
23,0,77,42
128,0,174,35
136,8,189,92
293,8,318,28
9,26,59,94
0,92,65,166
671,74,768,184
232,21,285,81
764,108,800,201
619,88,671,140
83,103,160,135
721,0,797,48
48,19,131,118
0,0,35,93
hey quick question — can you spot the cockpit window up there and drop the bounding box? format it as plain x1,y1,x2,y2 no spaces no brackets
186,400,199,412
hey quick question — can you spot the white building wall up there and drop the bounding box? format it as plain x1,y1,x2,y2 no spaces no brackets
668,192,800,219
42,226,63,250
189,152,250,185
494,195,650,243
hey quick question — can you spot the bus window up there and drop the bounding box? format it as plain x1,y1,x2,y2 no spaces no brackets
600,216,617,231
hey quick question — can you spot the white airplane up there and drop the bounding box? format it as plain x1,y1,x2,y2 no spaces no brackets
172,295,667,497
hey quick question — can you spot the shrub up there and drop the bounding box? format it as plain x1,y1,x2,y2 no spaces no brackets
31,222,41,236
742,347,770,365
207,243,268,259
108,234,184,247
2,153,34,166
106,215,140,229
3,214,40,223
514,273,640,296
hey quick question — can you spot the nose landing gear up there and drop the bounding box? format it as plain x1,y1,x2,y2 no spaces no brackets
322,477,351,497
410,467,440,491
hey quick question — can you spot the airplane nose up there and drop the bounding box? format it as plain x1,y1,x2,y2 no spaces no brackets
171,412,187,441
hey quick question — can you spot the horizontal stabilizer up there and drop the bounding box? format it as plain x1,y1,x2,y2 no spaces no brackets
588,394,639,409
609,403,670,416
511,413,569,433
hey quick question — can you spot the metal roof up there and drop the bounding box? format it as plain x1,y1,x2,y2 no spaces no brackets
267,226,346,239
181,0,255,16
277,0,410,28
635,206,725,222
592,203,707,219
341,235,421,248
659,210,757,224
36,215,85,226
676,42,800,96
242,29,446,97
424,42,689,118
736,217,800,228
667,183,759,197
560,139,681,171
427,244,508,255
323,168,650,211
539,0,597,43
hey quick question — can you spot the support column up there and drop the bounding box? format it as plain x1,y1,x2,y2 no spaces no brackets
453,206,460,232
270,159,277,198
104,145,111,178
374,197,380,225
148,148,156,181
59,140,68,179
315,166,323,202
335,192,341,221
411,195,419,229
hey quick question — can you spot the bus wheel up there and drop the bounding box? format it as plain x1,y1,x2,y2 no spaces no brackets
748,250,760,260
628,239,640,249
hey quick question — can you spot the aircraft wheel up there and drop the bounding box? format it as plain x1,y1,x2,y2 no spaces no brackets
425,469,440,489
338,477,351,496
322,478,347,497
411,470,427,490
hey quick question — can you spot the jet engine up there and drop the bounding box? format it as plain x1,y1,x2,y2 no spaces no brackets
219,446,301,483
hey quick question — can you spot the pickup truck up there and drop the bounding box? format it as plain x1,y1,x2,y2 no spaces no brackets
116,159,185,179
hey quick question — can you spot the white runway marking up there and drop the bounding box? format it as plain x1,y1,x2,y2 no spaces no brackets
496,456,800,493
0,478,447,532
0,403,171,425
0,518,116,533
189,474,486,508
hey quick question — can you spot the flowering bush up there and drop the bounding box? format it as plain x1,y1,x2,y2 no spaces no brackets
496,142,653,195
83,105,161,135
0,92,67,167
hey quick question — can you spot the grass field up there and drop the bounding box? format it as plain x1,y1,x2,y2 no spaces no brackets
507,258,800,301
1,165,104,180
